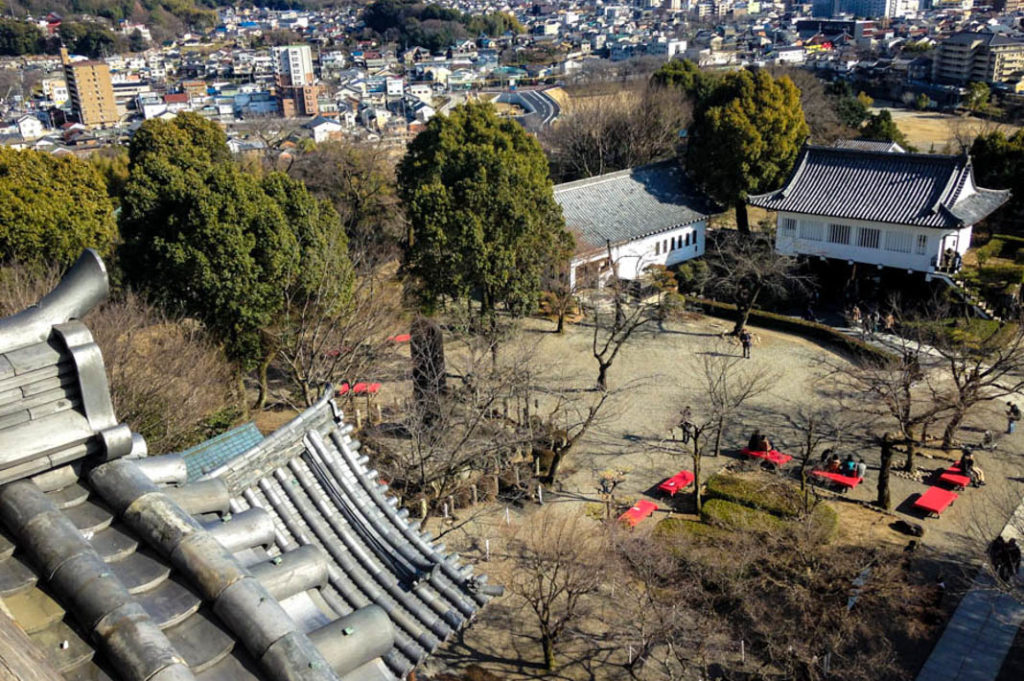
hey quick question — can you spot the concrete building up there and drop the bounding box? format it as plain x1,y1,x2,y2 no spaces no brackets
933,31,1024,85
61,48,118,129
748,142,1009,277
273,44,315,86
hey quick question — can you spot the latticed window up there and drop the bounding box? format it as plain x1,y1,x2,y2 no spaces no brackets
858,227,881,249
799,221,824,241
885,231,912,253
828,223,851,245
780,217,797,235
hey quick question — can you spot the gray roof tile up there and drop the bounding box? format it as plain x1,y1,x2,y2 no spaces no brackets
748,144,1010,229
554,162,718,253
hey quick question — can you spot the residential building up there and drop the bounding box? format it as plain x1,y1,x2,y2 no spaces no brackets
61,48,118,128
748,143,1009,277
932,31,1024,85
273,44,315,86
554,162,719,289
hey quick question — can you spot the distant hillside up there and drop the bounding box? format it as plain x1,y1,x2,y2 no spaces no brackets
1,1,345,43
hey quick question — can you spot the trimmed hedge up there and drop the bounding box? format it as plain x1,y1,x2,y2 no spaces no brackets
701,498,785,532
690,298,893,364
705,473,803,518
808,503,839,544
653,517,728,542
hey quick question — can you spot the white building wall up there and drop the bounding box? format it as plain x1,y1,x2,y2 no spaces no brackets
570,222,706,288
774,212,972,273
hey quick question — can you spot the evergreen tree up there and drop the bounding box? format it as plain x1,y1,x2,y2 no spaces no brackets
0,148,117,267
398,101,572,317
860,110,911,149
687,69,809,233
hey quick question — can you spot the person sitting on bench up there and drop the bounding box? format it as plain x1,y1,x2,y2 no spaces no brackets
959,449,986,487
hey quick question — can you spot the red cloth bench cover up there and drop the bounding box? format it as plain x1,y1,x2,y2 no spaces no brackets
619,499,658,527
741,447,793,466
387,333,412,343
938,469,971,490
353,382,368,394
810,470,862,489
336,383,350,396
914,486,958,516
658,470,695,496
367,382,382,394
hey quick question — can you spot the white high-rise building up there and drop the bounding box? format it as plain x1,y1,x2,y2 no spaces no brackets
273,44,314,87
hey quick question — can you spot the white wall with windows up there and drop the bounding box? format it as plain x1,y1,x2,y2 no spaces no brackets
570,222,706,288
774,212,973,273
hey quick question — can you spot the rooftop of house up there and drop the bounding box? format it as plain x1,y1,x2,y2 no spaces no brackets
553,161,719,255
0,251,496,681
747,143,1010,229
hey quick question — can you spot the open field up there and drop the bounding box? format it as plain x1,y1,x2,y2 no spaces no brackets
414,312,1024,680
882,108,1021,152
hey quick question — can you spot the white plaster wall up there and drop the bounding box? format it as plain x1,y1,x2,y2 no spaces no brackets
774,212,973,273
570,222,706,288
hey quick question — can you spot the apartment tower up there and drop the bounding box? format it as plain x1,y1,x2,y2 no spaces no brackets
61,47,118,128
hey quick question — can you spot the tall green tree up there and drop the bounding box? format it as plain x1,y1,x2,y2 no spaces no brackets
0,147,117,267
120,113,350,408
650,58,718,102
970,129,1024,229
0,19,43,56
687,69,808,233
398,101,572,317
860,110,911,149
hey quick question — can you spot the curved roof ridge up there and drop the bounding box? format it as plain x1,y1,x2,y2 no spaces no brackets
552,159,679,193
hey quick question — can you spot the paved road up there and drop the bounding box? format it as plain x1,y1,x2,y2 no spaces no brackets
514,89,560,131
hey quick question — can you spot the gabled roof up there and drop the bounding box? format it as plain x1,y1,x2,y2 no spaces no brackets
747,144,1010,229
833,139,905,153
554,162,719,255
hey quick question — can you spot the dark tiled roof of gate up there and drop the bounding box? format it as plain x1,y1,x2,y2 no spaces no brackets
747,145,1009,228
200,394,496,681
553,161,718,254
0,250,494,681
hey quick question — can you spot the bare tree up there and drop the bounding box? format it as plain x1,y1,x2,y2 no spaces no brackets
927,315,1024,449
680,340,776,512
590,271,657,391
541,84,692,182
503,506,610,671
700,231,810,335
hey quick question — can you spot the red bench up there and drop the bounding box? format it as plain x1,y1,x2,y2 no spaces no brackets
741,448,793,466
810,470,862,490
619,500,658,527
913,486,958,518
938,463,971,491
658,470,695,496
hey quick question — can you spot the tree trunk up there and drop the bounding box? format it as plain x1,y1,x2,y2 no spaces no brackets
941,407,966,450
542,633,556,671
693,438,703,514
596,363,609,391
556,309,565,334
732,305,752,336
253,350,275,410
903,431,917,472
877,435,893,510
547,447,565,485
735,200,750,234
236,370,249,420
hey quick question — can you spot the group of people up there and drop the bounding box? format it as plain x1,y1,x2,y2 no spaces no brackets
747,429,772,453
819,450,868,479
959,448,985,487
990,536,1022,582
848,304,895,336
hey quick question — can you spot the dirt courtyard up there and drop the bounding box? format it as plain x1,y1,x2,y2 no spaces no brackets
420,311,1024,680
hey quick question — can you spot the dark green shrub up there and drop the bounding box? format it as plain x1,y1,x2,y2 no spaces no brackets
701,498,785,532
653,517,727,542
705,473,803,518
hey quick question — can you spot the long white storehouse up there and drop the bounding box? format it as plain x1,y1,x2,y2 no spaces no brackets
748,143,1010,276
554,162,719,289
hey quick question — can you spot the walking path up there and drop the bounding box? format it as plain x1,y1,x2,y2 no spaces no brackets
915,504,1024,681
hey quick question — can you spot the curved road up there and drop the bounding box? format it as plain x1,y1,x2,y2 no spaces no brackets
513,89,560,131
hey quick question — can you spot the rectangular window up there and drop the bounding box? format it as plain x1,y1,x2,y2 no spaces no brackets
858,227,881,249
828,223,851,245
780,217,797,235
655,241,660,255
671,237,676,250
798,221,824,241
885,231,912,253
915,234,928,255
664,239,668,253
685,232,691,246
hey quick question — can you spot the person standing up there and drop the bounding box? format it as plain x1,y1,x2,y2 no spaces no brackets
856,458,867,479
1007,403,1021,434
1009,539,1022,578
739,328,752,359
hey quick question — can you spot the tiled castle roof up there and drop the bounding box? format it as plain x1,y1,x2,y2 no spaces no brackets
554,161,719,255
747,145,1010,229
0,251,495,681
